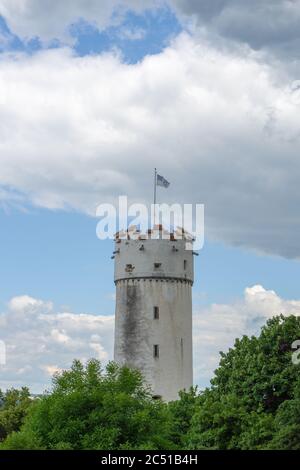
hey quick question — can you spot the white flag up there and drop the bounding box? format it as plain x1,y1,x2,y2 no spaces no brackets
157,174,170,188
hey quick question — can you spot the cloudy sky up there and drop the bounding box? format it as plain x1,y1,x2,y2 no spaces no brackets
1,0,300,393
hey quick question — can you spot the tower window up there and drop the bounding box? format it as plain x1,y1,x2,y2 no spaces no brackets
152,395,162,400
153,345,159,358
154,306,159,319
125,264,134,272
154,262,161,269
184,260,187,270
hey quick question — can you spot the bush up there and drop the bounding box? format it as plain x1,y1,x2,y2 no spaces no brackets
186,315,300,449
1,360,173,450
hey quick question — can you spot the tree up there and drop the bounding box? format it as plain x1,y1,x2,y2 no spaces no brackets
1,360,173,450
167,388,198,448
2,315,300,450
267,378,300,450
186,315,300,449
0,387,32,442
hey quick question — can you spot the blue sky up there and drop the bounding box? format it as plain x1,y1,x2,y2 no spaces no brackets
1,0,300,391
1,207,300,316
0,7,182,60
72,9,182,62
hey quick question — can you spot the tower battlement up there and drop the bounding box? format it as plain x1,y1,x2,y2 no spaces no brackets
113,224,195,401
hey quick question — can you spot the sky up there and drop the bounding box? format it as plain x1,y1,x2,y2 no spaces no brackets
1,0,300,393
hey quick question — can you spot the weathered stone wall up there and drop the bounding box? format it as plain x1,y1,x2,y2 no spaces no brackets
114,235,194,402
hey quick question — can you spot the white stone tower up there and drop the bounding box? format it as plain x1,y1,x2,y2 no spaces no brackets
113,225,194,402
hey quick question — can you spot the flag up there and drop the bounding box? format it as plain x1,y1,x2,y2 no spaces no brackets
157,174,170,188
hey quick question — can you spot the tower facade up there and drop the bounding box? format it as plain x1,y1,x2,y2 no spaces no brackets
113,225,194,402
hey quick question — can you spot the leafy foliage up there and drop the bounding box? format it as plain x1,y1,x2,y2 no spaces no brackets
1,315,300,450
1,360,173,450
167,388,198,448
186,315,300,449
0,387,32,442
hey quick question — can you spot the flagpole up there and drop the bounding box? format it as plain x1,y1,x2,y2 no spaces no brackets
153,168,157,226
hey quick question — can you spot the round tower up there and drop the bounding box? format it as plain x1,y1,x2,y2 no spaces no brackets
113,225,194,402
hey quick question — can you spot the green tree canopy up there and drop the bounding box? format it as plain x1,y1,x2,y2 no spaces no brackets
167,388,198,448
1,360,172,450
187,315,300,449
0,387,32,442
1,315,300,450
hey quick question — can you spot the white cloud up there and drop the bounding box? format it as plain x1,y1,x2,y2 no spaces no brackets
50,328,71,345
1,286,299,392
1,0,300,60
194,284,300,388
0,295,114,392
0,0,158,43
41,364,63,376
0,35,300,256
171,0,300,58
118,26,147,41
8,295,52,314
